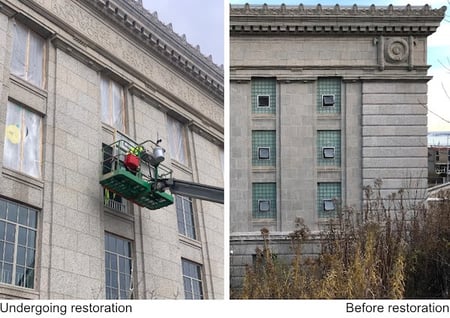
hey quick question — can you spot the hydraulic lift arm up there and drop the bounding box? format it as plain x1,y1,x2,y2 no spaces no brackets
160,178,224,204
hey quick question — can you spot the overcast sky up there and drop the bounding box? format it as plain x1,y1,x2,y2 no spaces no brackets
141,0,224,66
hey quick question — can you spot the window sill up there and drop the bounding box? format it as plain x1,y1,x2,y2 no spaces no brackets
179,235,202,249
2,168,44,189
0,284,39,299
170,160,192,175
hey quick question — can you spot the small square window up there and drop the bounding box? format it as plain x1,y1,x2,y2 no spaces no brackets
257,95,270,107
258,200,271,213
322,95,335,107
323,199,335,211
322,147,335,159
258,147,270,160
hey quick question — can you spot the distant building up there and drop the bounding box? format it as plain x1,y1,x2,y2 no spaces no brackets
229,3,446,291
428,146,450,185
0,0,224,299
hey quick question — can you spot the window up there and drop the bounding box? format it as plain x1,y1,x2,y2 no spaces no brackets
0,198,38,289
3,101,42,178
182,259,203,299
252,130,276,166
317,130,341,166
101,75,125,132
317,182,341,218
258,199,270,213
322,95,335,107
176,196,196,240
323,199,336,212
322,147,335,159
436,151,440,162
258,147,270,160
251,78,276,114
252,183,276,219
104,233,133,299
317,78,341,113
166,116,188,165
10,21,46,88
257,95,270,108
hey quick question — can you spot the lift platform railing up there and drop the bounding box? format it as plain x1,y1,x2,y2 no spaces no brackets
100,139,174,210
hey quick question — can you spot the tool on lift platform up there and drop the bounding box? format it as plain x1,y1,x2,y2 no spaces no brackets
99,138,223,210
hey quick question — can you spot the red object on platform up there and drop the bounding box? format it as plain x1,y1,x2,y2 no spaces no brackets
125,153,140,171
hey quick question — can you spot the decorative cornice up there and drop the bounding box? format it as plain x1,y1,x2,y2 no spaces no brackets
230,4,447,36
92,0,223,98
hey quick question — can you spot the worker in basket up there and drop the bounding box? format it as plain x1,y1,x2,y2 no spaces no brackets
124,145,144,174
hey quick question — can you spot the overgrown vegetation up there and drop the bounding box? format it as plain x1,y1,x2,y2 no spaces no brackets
233,180,450,299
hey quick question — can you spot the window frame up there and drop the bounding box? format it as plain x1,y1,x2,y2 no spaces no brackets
258,147,270,160
322,146,336,159
256,94,270,108
321,94,335,107
323,199,336,212
100,75,126,132
166,115,188,166
181,258,204,300
257,199,271,213
104,232,134,300
0,198,38,289
175,195,196,240
3,100,43,179
10,20,47,89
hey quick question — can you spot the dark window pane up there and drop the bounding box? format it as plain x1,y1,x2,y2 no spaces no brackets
28,210,37,228
124,241,131,257
0,221,5,240
120,273,127,288
110,255,117,270
18,227,27,246
7,203,17,222
26,248,35,267
17,246,26,265
28,230,36,247
25,268,34,288
0,201,6,219
15,265,25,286
5,224,15,242
110,270,118,286
18,207,28,226
4,243,14,262
2,262,13,283
117,239,124,255
105,252,111,269
119,257,126,272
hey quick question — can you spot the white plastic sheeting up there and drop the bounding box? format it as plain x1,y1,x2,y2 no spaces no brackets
166,116,187,165
10,21,45,88
101,76,125,131
3,101,42,178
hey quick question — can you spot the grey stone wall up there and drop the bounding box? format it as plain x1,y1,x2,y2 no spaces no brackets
0,0,223,300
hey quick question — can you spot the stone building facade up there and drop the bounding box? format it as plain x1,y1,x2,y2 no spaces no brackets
0,0,224,299
229,4,446,289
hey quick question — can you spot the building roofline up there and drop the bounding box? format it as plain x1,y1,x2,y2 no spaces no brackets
230,3,447,36
93,0,224,97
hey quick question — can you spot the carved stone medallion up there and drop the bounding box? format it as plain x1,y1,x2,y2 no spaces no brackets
385,38,409,63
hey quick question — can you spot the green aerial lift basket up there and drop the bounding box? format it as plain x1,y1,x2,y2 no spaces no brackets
100,139,174,210
100,169,150,201
133,183,174,210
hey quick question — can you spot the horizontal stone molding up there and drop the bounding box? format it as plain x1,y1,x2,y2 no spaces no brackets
231,4,446,36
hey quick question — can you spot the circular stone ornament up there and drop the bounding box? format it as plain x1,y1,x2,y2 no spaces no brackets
385,38,409,63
